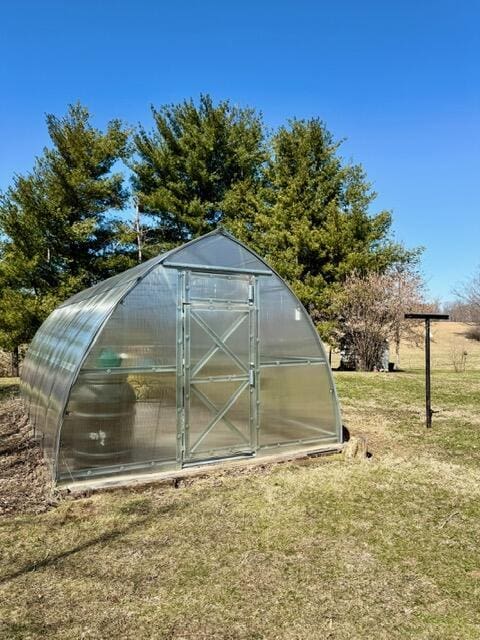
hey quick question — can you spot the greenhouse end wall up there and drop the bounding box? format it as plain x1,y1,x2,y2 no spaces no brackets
21,230,342,483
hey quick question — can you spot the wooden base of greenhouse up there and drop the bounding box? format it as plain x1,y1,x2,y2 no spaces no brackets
60,444,345,496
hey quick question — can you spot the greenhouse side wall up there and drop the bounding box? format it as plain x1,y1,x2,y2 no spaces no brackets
57,266,179,481
258,274,341,453
21,284,133,471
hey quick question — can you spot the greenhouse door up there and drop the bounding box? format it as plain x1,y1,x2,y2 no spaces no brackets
179,270,258,464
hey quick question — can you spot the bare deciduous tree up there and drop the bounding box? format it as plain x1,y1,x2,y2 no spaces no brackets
443,300,477,323
461,269,480,312
335,269,426,371
453,268,480,340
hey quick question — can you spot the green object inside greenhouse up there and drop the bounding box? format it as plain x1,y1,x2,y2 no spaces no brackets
97,348,122,369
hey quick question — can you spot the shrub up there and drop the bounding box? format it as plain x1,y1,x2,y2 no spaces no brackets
465,324,480,342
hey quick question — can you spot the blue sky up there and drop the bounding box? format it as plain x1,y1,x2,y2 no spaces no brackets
1,0,478,301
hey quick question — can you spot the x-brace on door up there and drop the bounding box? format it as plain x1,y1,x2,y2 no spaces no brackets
177,270,259,464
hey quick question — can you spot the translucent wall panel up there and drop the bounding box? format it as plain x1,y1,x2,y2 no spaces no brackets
259,363,339,447
21,311,59,422
187,380,251,460
21,283,133,467
58,266,179,479
257,272,340,447
189,307,251,377
259,274,328,361
188,271,252,303
164,232,268,272
84,266,177,370
58,371,177,480
61,250,174,306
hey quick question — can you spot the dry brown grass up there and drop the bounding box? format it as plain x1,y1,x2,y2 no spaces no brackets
2,448,480,639
330,321,480,371
1,355,480,638
396,321,480,371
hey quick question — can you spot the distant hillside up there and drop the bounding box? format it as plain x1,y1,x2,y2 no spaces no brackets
395,321,480,371
328,322,480,371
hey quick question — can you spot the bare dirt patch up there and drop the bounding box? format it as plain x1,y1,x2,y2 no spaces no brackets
0,394,53,517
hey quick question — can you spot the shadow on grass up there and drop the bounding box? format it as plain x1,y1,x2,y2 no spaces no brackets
0,378,20,400
0,516,149,585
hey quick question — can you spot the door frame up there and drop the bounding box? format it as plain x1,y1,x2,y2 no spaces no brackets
176,269,260,465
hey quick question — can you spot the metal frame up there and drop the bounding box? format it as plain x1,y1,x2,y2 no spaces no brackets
164,261,271,277
58,456,177,482
177,269,259,464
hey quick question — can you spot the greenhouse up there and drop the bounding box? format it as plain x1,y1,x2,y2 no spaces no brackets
21,229,342,484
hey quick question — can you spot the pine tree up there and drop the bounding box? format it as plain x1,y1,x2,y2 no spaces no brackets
0,103,130,366
131,94,267,250
247,119,420,337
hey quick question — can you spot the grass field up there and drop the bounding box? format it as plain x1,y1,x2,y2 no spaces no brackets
329,321,480,371
1,323,480,639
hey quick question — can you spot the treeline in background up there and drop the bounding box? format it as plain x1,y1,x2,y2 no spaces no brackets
2,95,468,374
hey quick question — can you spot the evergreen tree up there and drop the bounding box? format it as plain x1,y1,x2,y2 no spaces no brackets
132,100,419,338
131,94,267,250
0,103,129,366
247,119,420,337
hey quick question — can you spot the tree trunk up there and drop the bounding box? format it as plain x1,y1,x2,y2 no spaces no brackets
344,435,368,460
11,345,19,377
135,203,143,264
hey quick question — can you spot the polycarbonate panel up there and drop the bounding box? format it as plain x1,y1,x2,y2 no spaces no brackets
259,363,338,447
59,246,177,307
189,308,250,377
20,283,133,467
187,380,252,459
259,274,329,361
58,267,179,478
84,266,177,370
164,232,268,272
58,371,177,479
21,311,58,417
189,272,251,302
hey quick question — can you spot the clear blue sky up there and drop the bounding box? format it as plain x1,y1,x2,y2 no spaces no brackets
1,0,478,301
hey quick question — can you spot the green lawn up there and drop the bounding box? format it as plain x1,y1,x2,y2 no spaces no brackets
1,368,480,639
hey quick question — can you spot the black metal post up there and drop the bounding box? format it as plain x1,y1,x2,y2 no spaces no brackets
425,318,432,428
404,312,449,428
